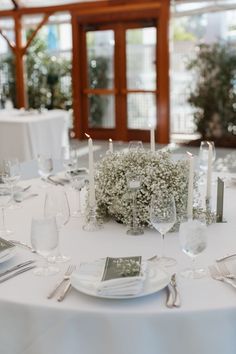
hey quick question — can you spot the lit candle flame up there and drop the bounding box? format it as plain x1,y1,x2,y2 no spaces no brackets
85,133,90,139
187,151,193,158
109,138,112,142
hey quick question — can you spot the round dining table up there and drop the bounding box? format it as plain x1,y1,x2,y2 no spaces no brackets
0,109,69,161
1,176,236,354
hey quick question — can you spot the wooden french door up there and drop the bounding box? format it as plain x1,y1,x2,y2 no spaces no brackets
74,11,168,142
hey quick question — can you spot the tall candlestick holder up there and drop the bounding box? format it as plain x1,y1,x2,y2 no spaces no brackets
83,205,102,232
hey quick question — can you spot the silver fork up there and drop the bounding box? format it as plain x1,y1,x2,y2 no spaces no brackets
209,265,236,289
47,265,76,299
217,262,236,280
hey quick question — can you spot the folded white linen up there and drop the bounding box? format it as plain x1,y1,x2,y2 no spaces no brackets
71,259,147,297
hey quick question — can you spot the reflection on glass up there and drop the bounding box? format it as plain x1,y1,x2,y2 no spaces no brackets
88,94,115,128
127,93,157,130
87,30,114,89
126,27,156,90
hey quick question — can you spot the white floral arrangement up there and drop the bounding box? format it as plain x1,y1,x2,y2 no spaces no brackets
94,150,190,227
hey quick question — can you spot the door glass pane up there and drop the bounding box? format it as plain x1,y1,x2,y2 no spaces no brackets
127,93,157,130
88,94,115,128
126,27,156,90
87,30,114,89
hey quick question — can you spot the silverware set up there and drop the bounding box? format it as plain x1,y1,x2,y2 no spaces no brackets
209,262,236,290
0,260,35,283
47,264,76,302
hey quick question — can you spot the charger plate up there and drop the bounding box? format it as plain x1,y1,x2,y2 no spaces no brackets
71,261,171,299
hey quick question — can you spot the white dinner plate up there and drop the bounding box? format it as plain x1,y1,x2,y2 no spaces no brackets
71,262,171,299
0,249,16,264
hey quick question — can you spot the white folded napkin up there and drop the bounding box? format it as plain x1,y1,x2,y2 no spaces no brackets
71,259,147,297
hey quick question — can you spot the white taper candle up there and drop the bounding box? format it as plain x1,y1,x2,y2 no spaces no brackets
206,141,213,200
85,133,96,208
187,152,194,219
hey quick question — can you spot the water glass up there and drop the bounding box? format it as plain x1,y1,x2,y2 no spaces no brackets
150,192,177,267
0,184,12,237
69,174,87,218
128,141,144,151
44,189,71,262
199,141,216,173
179,218,207,279
31,216,59,276
1,158,21,207
38,154,53,183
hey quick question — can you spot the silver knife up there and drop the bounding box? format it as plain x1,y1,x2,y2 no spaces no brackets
166,282,175,308
57,281,72,302
0,260,35,278
171,274,181,308
0,265,36,283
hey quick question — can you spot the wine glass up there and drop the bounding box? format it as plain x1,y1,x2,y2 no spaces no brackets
0,183,12,237
67,174,87,218
31,216,59,276
37,154,53,186
199,141,216,174
128,141,144,151
44,189,71,262
126,171,144,236
61,146,78,173
1,158,21,208
150,192,177,267
179,217,207,279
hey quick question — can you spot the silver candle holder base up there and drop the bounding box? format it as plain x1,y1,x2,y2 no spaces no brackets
83,206,102,232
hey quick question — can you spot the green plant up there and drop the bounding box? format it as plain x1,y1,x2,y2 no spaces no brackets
187,43,236,139
0,30,72,110
88,56,109,127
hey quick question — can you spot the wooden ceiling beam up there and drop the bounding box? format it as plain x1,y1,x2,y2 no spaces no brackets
0,29,15,50
23,12,52,54
0,0,161,17
11,0,19,10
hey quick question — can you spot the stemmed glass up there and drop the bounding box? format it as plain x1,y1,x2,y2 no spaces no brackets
37,154,53,186
67,174,87,218
150,192,177,267
1,158,21,208
126,171,144,235
199,141,216,184
44,189,71,262
0,183,12,237
30,216,59,276
128,141,144,151
61,146,78,173
179,217,207,279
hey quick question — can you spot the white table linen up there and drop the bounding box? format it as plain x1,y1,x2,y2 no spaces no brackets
1,177,236,354
0,109,69,161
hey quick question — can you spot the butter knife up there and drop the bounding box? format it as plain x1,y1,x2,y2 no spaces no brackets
0,260,35,278
171,274,181,308
166,282,175,308
0,265,36,283
57,281,72,302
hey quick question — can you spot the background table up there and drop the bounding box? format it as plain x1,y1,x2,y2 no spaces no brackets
1,177,236,354
0,109,69,161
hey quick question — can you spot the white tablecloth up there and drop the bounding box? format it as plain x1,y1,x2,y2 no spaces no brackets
1,177,236,354
0,109,69,161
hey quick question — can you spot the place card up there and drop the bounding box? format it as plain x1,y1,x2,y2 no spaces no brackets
102,256,142,281
216,177,225,223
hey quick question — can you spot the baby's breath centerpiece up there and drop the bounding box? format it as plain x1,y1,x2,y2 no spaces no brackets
94,150,189,228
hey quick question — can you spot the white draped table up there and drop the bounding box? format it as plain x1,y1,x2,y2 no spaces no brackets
1,177,236,354
0,109,69,161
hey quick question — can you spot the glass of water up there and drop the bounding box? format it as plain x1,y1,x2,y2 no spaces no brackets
150,191,177,267
37,154,53,186
179,218,207,279
31,216,59,276
199,141,216,173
